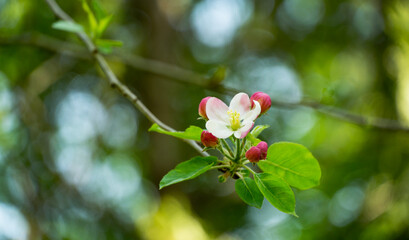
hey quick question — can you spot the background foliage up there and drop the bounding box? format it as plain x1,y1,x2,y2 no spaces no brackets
1,0,409,239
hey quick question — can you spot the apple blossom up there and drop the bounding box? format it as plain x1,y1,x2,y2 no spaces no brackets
250,92,271,115
205,93,261,139
153,89,321,213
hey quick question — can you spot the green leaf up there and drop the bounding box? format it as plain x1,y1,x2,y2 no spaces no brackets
52,21,84,33
235,177,264,208
149,123,203,142
97,45,113,54
251,125,269,138
246,133,261,145
159,156,218,189
96,39,122,47
258,142,321,190
82,0,98,37
92,0,107,21
245,125,269,149
96,39,122,54
254,173,296,215
96,14,113,38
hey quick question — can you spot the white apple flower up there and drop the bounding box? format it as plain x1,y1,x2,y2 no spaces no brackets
205,92,261,139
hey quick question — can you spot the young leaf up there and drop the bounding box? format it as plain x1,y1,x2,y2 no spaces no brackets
246,133,261,145
96,15,113,38
254,173,296,215
235,177,264,208
52,21,84,33
96,39,123,47
159,156,218,189
149,123,203,142
96,39,122,54
82,0,98,37
251,125,269,138
92,0,107,21
258,142,321,190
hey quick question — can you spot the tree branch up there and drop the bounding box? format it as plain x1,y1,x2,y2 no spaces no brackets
43,0,207,156
2,32,409,132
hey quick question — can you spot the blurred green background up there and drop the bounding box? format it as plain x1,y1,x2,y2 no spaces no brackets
1,0,409,239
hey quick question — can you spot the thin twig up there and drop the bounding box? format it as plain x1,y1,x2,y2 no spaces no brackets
43,0,207,156
3,32,409,133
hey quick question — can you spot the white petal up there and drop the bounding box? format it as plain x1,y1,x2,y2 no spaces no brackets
229,92,251,115
206,97,229,122
241,100,261,122
234,122,254,139
206,120,233,139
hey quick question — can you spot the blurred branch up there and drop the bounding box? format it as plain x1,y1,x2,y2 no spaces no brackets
43,0,207,156
2,33,409,132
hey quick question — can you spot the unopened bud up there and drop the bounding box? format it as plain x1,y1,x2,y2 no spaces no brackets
245,146,262,163
246,141,268,162
201,130,219,148
256,141,268,160
250,92,272,115
218,175,226,183
198,97,211,120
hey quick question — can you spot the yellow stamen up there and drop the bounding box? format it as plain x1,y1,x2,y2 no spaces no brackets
228,110,241,131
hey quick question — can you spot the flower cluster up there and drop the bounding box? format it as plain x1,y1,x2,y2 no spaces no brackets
198,92,272,179
156,90,320,213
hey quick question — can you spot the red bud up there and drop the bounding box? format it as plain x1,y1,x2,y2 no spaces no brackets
246,141,268,162
257,141,268,159
198,97,211,120
201,130,219,147
250,92,272,115
245,146,262,163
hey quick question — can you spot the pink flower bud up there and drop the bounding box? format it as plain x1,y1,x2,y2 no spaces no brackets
246,146,262,163
201,130,219,147
198,97,211,120
256,141,268,160
245,141,268,162
250,92,271,115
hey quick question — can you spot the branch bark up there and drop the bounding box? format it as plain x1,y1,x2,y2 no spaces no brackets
43,0,207,156
2,33,409,132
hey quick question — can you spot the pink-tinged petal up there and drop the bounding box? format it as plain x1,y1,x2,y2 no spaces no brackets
241,100,261,122
229,92,251,115
234,122,254,139
206,97,229,122
198,96,211,119
206,120,233,139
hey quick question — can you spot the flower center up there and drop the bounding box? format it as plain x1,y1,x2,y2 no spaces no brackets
228,110,241,131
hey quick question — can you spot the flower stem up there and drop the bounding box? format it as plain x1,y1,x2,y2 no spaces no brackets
235,138,241,162
243,164,256,176
221,139,234,157
217,159,228,164
210,165,230,170
236,172,245,180
217,146,234,160
240,137,247,156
